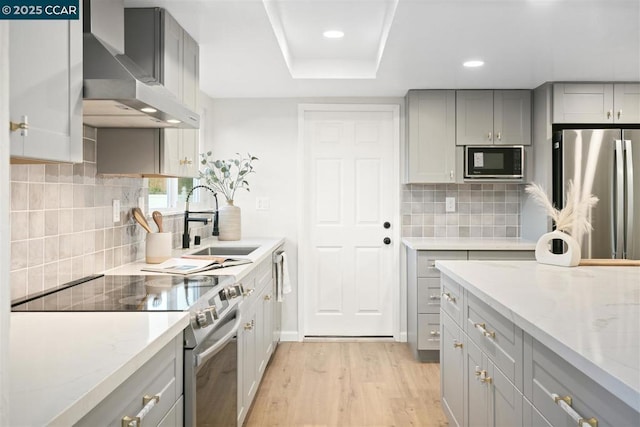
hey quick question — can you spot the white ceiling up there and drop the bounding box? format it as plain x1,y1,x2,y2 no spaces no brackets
123,0,640,99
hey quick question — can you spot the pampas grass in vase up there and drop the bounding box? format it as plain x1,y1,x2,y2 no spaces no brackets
525,181,598,267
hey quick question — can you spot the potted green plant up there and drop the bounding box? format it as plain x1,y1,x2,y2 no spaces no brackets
199,152,258,240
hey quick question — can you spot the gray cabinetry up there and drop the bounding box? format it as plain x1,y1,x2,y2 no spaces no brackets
524,334,639,427
456,90,531,146
406,248,533,362
76,334,184,427
405,90,457,183
9,12,82,163
97,128,197,177
553,83,640,124
407,250,466,361
441,276,523,427
237,249,281,426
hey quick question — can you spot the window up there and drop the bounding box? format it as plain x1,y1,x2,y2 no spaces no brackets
148,177,197,210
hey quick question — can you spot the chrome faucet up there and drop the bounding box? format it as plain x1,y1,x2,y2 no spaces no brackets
182,185,219,249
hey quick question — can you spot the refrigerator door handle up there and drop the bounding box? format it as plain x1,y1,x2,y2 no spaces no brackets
624,139,634,259
614,140,625,259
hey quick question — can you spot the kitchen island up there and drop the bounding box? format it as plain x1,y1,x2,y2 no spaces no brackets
436,260,639,427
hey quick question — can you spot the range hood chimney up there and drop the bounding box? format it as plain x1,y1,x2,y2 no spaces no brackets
82,0,199,129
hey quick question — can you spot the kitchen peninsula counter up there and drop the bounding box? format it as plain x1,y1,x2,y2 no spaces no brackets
436,260,640,412
9,311,189,426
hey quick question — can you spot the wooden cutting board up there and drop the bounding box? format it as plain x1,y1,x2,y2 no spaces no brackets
579,259,640,266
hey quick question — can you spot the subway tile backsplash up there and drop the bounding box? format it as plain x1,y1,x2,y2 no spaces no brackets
401,183,523,238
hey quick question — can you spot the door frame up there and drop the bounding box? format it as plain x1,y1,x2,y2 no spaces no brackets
296,103,401,341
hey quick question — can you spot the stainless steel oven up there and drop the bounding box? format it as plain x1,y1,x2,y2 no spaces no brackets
11,274,244,427
185,307,240,427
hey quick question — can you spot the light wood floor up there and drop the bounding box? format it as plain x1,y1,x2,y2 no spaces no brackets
244,342,448,427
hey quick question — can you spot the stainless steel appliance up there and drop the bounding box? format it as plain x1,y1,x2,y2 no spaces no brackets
553,128,640,260
464,145,524,180
11,274,244,426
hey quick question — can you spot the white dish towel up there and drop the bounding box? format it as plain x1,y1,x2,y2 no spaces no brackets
278,252,292,302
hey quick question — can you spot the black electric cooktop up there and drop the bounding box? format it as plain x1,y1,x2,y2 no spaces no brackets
11,274,234,312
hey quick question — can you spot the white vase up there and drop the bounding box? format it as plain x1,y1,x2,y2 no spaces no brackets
535,230,581,267
218,200,241,241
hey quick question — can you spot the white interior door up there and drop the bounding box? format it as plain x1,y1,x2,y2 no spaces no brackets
301,105,398,337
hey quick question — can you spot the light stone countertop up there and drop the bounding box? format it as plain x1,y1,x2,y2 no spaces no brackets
9,311,189,426
105,237,285,280
435,260,640,411
402,237,536,250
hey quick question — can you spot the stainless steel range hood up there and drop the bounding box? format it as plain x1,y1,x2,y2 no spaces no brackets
82,0,199,129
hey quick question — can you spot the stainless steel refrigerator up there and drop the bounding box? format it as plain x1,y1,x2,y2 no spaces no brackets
553,129,639,260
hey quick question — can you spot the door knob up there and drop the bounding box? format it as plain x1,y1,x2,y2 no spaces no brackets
383,221,391,229
383,237,391,245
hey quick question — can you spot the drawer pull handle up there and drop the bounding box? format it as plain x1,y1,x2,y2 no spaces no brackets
453,341,463,349
429,294,441,300
474,322,496,339
551,393,598,427
429,330,440,337
243,288,255,297
428,261,436,268
442,292,456,303
244,320,255,331
122,384,167,427
475,368,492,384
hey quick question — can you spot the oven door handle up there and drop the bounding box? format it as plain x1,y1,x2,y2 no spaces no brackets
195,314,241,368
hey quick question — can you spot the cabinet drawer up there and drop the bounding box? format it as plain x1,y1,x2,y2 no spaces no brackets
467,250,535,261
441,275,464,326
465,291,523,389
76,335,183,427
417,313,440,350
417,278,441,313
417,250,467,277
525,336,639,427
523,397,552,427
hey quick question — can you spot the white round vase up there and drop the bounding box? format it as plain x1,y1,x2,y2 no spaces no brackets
218,200,241,241
535,230,581,267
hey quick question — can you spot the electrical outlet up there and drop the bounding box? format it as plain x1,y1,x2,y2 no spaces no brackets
445,197,456,213
256,197,270,211
112,199,121,223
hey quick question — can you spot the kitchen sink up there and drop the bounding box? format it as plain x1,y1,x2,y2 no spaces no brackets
189,246,259,256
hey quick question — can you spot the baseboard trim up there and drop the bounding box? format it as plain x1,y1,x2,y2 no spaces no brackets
279,330,301,342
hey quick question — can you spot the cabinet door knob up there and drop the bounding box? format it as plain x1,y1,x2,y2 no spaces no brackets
607,110,612,119
618,109,622,120
488,131,492,141
9,115,28,136
496,132,502,141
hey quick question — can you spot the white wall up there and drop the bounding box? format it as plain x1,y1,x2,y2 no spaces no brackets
1,22,11,424
201,96,404,339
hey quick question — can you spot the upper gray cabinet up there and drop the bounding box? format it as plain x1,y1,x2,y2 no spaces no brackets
9,15,83,163
456,90,531,146
405,90,457,183
124,7,200,110
553,83,640,124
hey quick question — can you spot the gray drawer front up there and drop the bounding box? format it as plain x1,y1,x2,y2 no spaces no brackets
526,337,639,427
417,277,441,313
466,291,523,389
468,250,535,260
441,275,464,326
417,250,467,277
523,397,552,427
77,335,183,427
417,313,441,350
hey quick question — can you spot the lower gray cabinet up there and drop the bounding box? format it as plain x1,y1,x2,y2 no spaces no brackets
76,334,184,427
523,398,552,427
441,310,465,427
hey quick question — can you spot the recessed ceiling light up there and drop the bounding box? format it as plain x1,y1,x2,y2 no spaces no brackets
140,107,157,113
166,119,181,124
323,30,344,39
463,60,485,68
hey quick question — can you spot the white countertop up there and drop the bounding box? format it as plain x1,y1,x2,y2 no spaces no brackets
106,237,285,279
10,311,189,426
435,260,640,411
402,237,536,250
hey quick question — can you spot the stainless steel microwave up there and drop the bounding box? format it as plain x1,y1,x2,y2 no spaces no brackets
464,146,524,179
